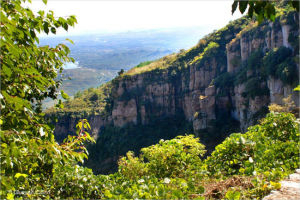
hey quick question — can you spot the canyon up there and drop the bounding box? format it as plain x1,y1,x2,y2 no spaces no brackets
51,11,299,174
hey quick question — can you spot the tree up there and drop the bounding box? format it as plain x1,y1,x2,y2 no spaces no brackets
118,68,125,76
0,0,97,198
232,0,299,23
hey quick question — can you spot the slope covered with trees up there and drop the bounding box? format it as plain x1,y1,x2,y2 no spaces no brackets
49,2,299,174
1,0,299,199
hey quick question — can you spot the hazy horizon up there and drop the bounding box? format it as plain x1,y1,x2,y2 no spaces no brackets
27,0,243,38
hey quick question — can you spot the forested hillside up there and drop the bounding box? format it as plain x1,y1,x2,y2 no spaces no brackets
50,6,299,174
1,0,299,199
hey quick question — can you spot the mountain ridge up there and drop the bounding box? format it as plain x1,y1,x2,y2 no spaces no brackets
48,10,299,174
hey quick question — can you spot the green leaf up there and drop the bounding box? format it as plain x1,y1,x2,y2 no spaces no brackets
30,30,36,39
248,3,254,18
2,65,12,78
66,38,74,45
15,173,28,179
61,90,69,100
63,23,68,31
42,0,48,4
43,22,49,34
6,193,14,200
225,190,240,200
104,190,113,198
232,1,238,14
239,1,248,14
293,85,300,91
51,27,56,34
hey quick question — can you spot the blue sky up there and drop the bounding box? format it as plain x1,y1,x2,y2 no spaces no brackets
28,0,243,37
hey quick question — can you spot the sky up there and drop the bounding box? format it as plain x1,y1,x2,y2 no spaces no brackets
27,0,243,37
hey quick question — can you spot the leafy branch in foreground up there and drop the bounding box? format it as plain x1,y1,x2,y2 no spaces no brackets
232,0,299,23
0,0,98,199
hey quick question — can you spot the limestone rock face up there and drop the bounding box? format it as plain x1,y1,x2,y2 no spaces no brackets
112,99,138,127
226,17,298,131
108,59,219,129
267,77,299,107
282,25,292,48
227,39,241,73
54,12,299,140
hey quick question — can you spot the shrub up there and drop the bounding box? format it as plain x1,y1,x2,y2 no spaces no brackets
263,47,293,77
275,57,298,86
205,112,299,177
118,135,206,179
243,77,269,99
214,72,234,89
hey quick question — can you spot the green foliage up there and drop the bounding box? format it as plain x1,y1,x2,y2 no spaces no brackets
0,1,98,199
275,57,298,85
1,0,76,133
206,112,299,177
1,118,97,199
86,115,193,174
263,47,298,86
48,83,113,116
214,72,234,90
99,173,205,199
191,42,220,66
118,69,125,76
232,0,299,23
96,112,299,199
243,77,269,99
135,60,154,68
119,135,206,179
225,190,241,200
98,136,207,199
263,47,293,77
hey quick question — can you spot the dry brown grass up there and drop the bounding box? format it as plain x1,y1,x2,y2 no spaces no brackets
189,176,254,199
203,176,253,199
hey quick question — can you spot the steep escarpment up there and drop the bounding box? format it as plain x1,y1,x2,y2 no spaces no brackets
48,10,299,174
225,11,299,130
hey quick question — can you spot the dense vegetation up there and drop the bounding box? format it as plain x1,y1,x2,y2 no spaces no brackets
86,114,193,174
1,0,299,199
48,2,299,176
96,112,299,199
0,0,100,198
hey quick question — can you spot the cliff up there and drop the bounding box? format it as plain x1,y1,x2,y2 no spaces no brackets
48,11,299,174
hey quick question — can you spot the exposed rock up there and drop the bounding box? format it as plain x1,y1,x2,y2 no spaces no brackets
263,169,300,200
267,77,299,107
282,25,292,48
54,11,299,144
227,40,241,73
112,99,138,127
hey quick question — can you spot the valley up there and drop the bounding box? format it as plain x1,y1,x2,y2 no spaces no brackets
2,0,299,199
49,10,299,175
41,27,210,107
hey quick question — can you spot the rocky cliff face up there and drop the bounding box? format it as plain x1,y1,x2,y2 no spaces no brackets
226,13,299,130
52,12,299,173
55,12,299,138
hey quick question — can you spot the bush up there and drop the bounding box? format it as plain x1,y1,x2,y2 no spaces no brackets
263,47,293,77
243,77,269,99
118,135,206,179
205,112,299,177
276,57,298,86
214,72,234,89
